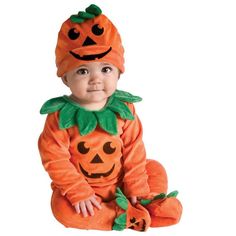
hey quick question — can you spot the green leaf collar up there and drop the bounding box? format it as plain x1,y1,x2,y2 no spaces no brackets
40,90,142,136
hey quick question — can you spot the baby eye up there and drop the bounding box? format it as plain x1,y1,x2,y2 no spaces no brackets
68,28,80,40
76,68,89,75
101,66,112,73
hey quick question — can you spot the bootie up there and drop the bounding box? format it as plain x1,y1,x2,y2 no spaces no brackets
141,191,182,227
112,188,151,231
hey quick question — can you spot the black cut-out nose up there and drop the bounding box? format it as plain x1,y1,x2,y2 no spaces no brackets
90,154,104,163
82,36,96,46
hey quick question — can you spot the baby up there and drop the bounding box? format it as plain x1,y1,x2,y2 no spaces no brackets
38,4,182,231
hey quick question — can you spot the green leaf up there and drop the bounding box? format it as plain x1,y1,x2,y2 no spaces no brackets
76,109,97,136
115,188,128,210
78,11,95,19
114,90,142,103
112,223,126,231
153,193,166,200
109,98,134,120
167,190,179,198
59,103,77,129
115,187,126,198
140,193,166,206
95,109,118,135
85,4,102,16
140,199,152,206
70,15,85,23
116,197,128,211
40,97,66,114
113,206,127,230
114,213,127,225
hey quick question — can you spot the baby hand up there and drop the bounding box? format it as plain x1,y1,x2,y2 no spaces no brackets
130,196,138,205
74,194,102,217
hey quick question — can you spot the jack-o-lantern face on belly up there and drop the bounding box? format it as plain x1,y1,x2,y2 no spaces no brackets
71,136,123,182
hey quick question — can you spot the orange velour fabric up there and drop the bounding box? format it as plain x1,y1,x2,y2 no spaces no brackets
49,160,180,230
55,12,124,77
38,103,150,205
51,188,152,231
39,4,183,230
38,102,182,230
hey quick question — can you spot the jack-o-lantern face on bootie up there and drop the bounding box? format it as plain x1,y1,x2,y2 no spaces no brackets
55,4,124,77
71,132,123,183
113,188,151,231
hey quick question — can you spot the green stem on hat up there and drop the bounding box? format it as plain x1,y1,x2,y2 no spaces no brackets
70,4,102,24
86,4,102,16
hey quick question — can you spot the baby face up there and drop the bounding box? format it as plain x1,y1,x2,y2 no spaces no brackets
62,62,119,108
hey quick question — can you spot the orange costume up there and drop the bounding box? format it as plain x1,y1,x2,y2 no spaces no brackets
38,4,182,231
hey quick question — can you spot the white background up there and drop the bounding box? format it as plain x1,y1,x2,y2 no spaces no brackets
0,0,236,235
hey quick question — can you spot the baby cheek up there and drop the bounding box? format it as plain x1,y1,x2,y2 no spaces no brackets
105,78,118,92
71,80,88,96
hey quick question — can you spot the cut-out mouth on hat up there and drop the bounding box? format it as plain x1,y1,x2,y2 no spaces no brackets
70,47,112,61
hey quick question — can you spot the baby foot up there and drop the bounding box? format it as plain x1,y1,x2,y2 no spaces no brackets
112,188,151,231
141,191,182,227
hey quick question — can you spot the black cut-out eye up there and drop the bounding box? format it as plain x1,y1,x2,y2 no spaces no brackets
77,142,90,154
103,142,116,154
92,24,104,36
130,217,136,224
68,28,80,40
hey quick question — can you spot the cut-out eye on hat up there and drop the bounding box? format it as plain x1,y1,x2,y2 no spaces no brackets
68,28,80,40
92,24,104,36
103,142,116,154
77,141,90,154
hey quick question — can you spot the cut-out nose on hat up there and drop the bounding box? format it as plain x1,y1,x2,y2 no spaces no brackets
83,36,96,46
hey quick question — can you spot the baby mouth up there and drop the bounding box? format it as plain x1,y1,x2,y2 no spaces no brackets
87,89,104,92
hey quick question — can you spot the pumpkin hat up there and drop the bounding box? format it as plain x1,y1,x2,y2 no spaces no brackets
55,4,125,77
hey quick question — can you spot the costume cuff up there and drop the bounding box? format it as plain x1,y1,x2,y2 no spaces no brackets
123,179,150,198
63,184,95,205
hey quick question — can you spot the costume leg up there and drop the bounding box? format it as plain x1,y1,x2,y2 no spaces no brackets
51,188,116,230
145,159,183,227
51,188,151,231
146,159,168,196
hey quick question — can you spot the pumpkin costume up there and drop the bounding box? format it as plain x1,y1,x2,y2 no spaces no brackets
38,4,182,231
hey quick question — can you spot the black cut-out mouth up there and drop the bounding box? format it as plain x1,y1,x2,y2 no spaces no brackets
70,47,112,61
79,163,115,178
141,219,146,231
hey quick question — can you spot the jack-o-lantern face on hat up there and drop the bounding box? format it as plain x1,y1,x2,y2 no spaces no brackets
67,22,112,61
55,5,124,77
73,135,122,181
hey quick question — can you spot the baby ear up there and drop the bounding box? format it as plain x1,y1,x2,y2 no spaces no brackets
61,75,69,86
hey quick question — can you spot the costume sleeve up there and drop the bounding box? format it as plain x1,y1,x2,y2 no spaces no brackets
38,112,95,205
121,103,150,197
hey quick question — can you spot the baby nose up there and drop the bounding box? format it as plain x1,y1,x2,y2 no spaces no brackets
89,74,102,84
